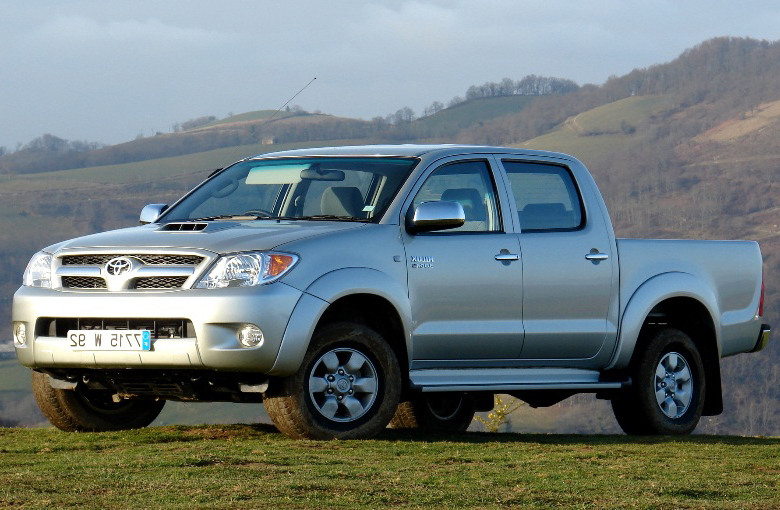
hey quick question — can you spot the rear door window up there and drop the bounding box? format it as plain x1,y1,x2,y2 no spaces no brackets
502,161,584,232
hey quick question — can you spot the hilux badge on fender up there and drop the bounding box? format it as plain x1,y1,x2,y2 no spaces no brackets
410,255,434,269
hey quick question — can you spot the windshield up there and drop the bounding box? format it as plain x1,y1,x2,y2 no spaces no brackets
161,157,418,223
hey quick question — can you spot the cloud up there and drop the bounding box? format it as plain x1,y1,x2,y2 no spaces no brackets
19,15,237,51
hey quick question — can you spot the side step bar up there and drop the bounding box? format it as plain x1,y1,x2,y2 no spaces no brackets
409,367,628,393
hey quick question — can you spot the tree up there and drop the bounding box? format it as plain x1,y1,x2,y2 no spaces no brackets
392,106,415,125
447,96,464,108
423,101,444,117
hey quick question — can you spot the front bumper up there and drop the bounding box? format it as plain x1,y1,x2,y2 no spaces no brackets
751,324,771,353
12,283,304,373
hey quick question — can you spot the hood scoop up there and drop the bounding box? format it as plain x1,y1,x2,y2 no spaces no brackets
156,221,243,233
157,222,209,232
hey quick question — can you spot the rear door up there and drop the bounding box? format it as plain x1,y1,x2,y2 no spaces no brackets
498,159,617,359
402,157,524,362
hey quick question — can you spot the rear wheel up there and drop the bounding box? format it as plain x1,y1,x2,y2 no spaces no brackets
389,393,476,432
611,327,705,435
263,322,401,439
32,372,165,432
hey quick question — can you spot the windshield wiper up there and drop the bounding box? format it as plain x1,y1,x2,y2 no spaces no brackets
294,215,370,222
188,214,369,222
189,213,273,221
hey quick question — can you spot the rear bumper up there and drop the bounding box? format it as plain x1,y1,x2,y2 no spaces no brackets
751,324,771,353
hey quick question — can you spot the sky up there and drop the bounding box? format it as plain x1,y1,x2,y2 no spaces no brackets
1,0,780,149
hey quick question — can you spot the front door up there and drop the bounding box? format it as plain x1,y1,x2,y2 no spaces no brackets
403,159,524,362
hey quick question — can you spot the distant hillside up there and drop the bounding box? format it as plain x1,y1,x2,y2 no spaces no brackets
0,92,550,177
413,95,537,139
0,111,369,175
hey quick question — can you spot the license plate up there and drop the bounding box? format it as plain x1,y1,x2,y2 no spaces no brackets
66,330,152,351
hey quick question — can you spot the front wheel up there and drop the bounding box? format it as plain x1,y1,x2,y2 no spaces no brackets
263,322,401,439
611,327,705,435
389,393,477,432
32,372,165,432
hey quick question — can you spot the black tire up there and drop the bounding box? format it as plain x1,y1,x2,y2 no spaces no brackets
32,372,165,432
263,322,401,439
389,393,476,432
611,327,705,435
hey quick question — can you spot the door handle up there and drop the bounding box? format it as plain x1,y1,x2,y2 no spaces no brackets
495,253,520,261
585,252,609,261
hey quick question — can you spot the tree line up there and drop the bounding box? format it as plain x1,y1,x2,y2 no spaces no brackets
384,74,580,126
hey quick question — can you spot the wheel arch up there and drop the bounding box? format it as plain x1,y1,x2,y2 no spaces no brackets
609,272,723,415
268,268,411,377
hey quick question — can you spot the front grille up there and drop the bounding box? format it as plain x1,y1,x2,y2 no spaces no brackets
134,276,189,289
61,276,107,289
62,254,204,266
58,252,206,291
38,318,195,339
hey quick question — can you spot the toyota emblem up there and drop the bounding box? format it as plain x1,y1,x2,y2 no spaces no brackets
105,257,133,276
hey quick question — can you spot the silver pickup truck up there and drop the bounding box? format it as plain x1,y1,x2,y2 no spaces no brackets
12,145,770,439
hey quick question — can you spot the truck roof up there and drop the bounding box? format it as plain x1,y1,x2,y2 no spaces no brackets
249,144,574,161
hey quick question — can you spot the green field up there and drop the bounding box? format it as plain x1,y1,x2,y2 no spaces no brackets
0,425,777,509
0,359,32,401
416,95,536,134
0,138,376,192
201,110,296,128
519,95,674,163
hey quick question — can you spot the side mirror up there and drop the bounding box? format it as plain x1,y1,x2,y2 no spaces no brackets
407,201,465,233
139,204,169,225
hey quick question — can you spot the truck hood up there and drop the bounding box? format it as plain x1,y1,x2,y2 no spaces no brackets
46,220,368,255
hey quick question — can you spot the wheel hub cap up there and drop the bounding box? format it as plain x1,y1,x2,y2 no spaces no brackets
654,352,693,419
308,348,378,423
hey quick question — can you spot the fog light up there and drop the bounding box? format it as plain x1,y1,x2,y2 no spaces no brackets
13,322,26,346
237,324,264,348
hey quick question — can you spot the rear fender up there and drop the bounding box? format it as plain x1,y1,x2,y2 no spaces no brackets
607,272,721,370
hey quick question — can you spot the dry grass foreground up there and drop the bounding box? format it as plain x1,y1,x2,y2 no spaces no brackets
0,424,778,509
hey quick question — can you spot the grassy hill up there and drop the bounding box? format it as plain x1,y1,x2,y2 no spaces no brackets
415,95,536,136
0,138,375,191
200,109,296,128
1,425,778,508
520,95,674,158
0,360,32,403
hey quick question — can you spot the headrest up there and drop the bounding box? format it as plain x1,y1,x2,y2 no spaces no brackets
441,188,484,221
320,187,364,217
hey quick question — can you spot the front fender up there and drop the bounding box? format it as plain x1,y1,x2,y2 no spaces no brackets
606,272,721,370
267,267,412,376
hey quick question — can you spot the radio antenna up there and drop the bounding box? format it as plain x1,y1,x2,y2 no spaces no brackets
243,77,317,146
263,76,317,126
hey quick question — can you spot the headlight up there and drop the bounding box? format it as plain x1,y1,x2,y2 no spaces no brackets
23,251,53,288
194,252,299,289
